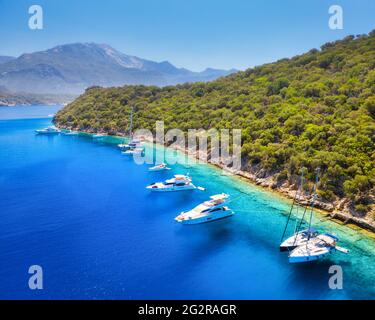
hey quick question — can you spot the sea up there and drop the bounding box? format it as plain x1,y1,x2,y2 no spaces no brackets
0,105,374,299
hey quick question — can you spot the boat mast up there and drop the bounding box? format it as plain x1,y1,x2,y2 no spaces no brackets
280,168,305,242
128,107,134,138
307,168,320,240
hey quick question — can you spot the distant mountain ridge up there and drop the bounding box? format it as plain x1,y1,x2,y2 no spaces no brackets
0,56,15,64
0,43,236,95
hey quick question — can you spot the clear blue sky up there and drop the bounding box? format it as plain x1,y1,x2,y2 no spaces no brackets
0,0,374,71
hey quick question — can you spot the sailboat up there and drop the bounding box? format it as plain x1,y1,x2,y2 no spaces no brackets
118,107,145,153
281,168,349,263
280,169,319,252
289,233,349,263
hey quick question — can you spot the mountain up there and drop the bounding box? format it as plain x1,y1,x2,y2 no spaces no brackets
0,56,15,64
0,43,235,94
55,31,375,226
0,84,75,106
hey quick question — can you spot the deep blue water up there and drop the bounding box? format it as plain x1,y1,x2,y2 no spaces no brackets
0,105,374,299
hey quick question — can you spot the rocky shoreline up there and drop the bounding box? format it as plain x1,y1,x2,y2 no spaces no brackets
55,125,375,234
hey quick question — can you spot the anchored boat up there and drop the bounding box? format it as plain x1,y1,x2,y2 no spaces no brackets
35,126,61,135
280,169,320,252
61,130,79,136
289,233,349,263
92,133,106,140
281,168,349,263
148,163,171,172
146,174,196,192
175,193,234,224
118,138,142,151
122,147,145,156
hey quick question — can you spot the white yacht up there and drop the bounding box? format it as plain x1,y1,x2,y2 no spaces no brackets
122,147,145,156
289,233,348,263
146,174,196,192
35,126,61,135
280,228,319,252
175,193,234,224
148,163,171,172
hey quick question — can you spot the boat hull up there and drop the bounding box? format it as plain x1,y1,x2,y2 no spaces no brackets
177,211,234,225
289,249,334,263
146,185,196,192
148,167,170,172
35,130,60,135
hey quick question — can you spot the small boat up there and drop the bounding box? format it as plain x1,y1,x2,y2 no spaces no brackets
61,130,79,136
148,163,171,172
289,233,349,263
35,126,61,135
175,193,234,224
92,133,106,139
122,147,145,156
118,139,142,150
146,174,196,192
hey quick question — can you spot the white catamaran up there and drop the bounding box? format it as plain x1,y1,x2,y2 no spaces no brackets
289,233,349,263
118,107,145,155
280,168,349,263
280,170,319,252
175,193,234,224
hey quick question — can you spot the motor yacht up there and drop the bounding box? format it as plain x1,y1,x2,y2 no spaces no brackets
175,193,234,224
35,126,61,135
146,174,196,192
148,163,171,171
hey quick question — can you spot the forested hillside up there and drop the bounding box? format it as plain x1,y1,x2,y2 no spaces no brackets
55,31,375,216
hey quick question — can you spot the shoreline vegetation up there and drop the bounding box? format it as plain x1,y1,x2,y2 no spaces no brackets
54,31,375,233
54,128,375,235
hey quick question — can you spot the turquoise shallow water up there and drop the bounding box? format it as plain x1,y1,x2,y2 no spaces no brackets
0,105,374,299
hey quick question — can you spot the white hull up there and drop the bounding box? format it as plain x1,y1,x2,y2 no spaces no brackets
62,131,78,136
149,165,170,172
35,131,60,135
35,128,61,135
289,247,334,263
147,185,196,192
288,234,339,263
177,209,234,225
122,151,145,156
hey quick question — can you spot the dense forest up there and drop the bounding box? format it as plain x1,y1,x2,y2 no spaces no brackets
55,31,375,217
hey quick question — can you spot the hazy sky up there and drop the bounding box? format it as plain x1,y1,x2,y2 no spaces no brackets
0,0,374,71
